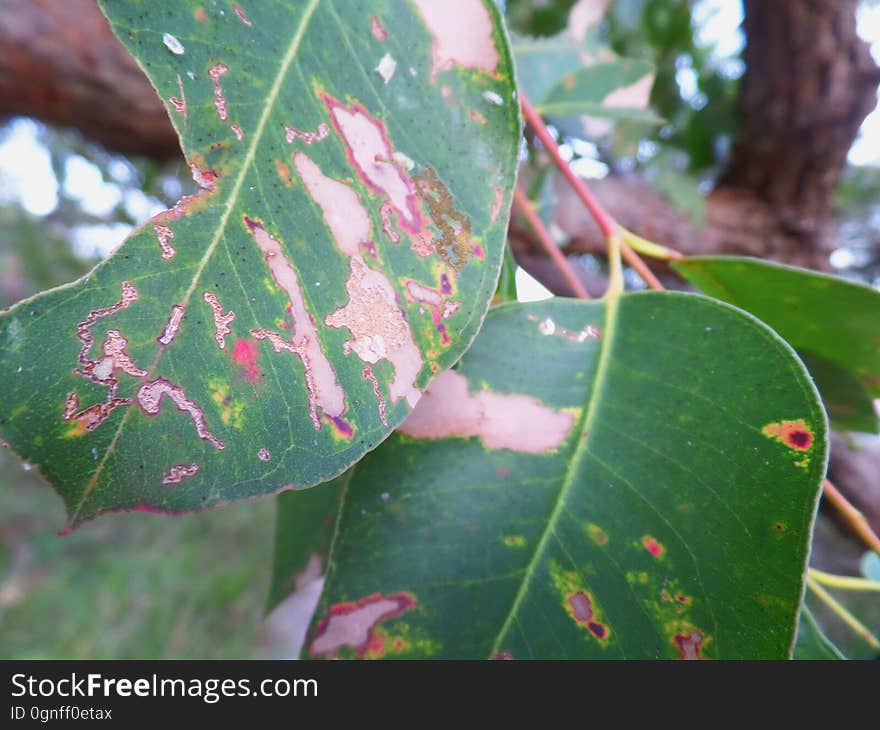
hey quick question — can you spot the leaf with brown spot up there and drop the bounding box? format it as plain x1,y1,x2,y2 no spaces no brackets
273,295,827,658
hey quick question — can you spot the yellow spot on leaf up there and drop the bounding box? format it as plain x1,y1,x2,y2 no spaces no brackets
209,378,244,428
503,535,527,548
586,523,608,545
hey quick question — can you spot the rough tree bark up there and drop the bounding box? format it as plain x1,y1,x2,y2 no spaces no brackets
0,0,180,159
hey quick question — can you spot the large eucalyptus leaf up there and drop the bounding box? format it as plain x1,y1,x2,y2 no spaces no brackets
0,0,520,528
273,294,827,658
673,256,880,434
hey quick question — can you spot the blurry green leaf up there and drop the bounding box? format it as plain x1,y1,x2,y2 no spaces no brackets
267,473,346,611
513,34,597,104
862,553,880,582
538,60,661,123
274,295,826,658
673,257,880,434
799,354,878,434
505,0,580,37
0,0,521,528
494,244,519,303
794,605,845,660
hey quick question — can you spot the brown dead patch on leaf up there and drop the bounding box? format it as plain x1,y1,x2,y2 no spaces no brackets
399,370,575,452
63,283,144,434
292,152,371,257
203,292,235,350
673,629,705,660
244,215,346,429
326,256,423,408
161,463,199,485
310,592,415,658
411,0,500,82
324,93,425,234
137,377,225,450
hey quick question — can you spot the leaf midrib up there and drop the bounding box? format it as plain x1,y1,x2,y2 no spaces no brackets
487,296,618,658
69,0,323,525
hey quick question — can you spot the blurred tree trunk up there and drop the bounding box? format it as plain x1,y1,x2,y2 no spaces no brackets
0,0,180,159
518,0,880,278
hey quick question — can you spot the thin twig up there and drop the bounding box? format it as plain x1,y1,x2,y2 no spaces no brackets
806,572,880,650
520,94,665,291
823,479,880,556
512,186,590,299
809,568,880,593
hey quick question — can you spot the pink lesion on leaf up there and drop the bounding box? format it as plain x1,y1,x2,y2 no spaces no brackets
490,186,504,223
310,592,416,658
157,304,185,346
380,201,400,243
673,630,705,660
292,152,372,257
62,391,130,435
370,15,388,41
326,414,354,438
203,291,235,349
326,256,424,408
275,160,292,186
169,74,187,124
411,0,500,82
258,448,271,461
244,215,347,430
153,224,176,260
530,314,601,343
64,283,145,434
208,63,229,122
284,122,330,145
567,591,609,641
362,366,388,426
230,123,244,141
761,419,814,451
231,3,252,26
323,94,425,234
405,278,460,347
469,109,488,125
161,463,199,485
136,377,225,450
189,160,219,192
231,338,262,384
399,370,575,452
148,165,218,228
642,535,664,559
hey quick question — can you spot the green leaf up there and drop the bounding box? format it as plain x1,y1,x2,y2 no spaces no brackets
268,472,346,612
512,32,658,125
0,0,521,528
538,60,661,123
798,354,877,434
274,294,827,658
513,34,595,104
673,256,880,434
794,606,845,659
494,244,519,303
